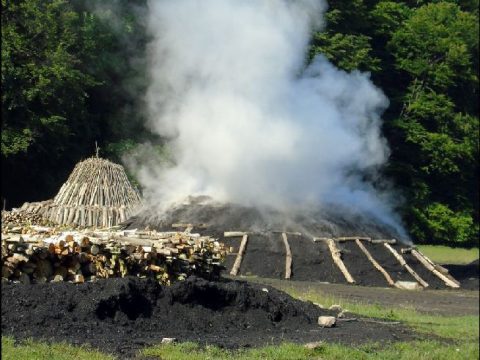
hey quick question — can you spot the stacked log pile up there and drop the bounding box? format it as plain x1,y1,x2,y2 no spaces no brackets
2,209,53,227
1,224,227,285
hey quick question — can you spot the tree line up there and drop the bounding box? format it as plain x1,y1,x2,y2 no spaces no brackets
2,0,478,246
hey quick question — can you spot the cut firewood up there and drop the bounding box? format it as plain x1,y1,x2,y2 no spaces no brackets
1,223,228,285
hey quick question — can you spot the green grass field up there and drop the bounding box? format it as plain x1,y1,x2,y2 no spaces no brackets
416,245,479,265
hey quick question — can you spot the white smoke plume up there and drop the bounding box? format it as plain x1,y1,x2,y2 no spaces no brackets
134,0,406,237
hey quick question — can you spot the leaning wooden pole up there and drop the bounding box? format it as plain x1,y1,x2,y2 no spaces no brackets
410,248,460,284
355,239,395,286
384,243,429,288
410,249,460,288
282,233,292,279
326,239,355,284
230,234,249,276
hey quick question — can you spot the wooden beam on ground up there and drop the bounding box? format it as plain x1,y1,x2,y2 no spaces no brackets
355,239,395,286
410,248,458,282
172,223,207,228
336,236,371,242
224,231,248,238
383,243,429,288
229,234,248,276
272,231,302,236
370,239,397,244
410,249,460,288
281,233,292,279
313,236,373,242
326,239,355,284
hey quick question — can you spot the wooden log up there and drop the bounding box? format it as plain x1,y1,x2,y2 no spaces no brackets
282,233,292,279
336,236,371,242
230,234,248,276
326,239,355,284
272,231,302,236
313,237,331,242
383,243,429,288
412,248,459,284
67,207,76,225
224,231,248,237
370,239,397,244
3,234,45,244
355,239,395,286
410,249,460,288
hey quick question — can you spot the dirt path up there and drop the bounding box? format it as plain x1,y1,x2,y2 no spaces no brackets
244,277,479,316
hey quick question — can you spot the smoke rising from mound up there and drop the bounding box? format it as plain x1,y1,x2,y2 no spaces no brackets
133,0,407,238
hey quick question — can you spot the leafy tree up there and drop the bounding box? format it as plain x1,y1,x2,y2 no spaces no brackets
387,2,479,245
309,1,478,245
1,0,103,205
1,0,99,156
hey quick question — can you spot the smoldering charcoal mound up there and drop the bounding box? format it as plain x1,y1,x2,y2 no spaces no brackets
123,199,468,289
126,199,404,239
1,277,414,357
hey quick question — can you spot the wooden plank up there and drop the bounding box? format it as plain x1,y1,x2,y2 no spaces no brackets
383,243,429,288
282,233,292,279
355,239,395,286
326,239,355,284
230,234,248,276
410,249,460,288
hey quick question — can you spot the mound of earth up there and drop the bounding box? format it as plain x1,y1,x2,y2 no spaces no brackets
123,199,464,289
1,277,414,357
126,197,403,239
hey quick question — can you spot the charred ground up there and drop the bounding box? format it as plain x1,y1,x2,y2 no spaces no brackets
2,276,415,358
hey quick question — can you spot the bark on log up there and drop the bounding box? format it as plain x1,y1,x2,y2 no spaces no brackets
230,234,248,276
327,239,355,284
355,239,395,286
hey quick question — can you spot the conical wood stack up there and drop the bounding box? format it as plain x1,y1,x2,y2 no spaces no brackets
16,157,142,227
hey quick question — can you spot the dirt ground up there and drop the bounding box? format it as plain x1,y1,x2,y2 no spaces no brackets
245,277,479,317
2,276,416,358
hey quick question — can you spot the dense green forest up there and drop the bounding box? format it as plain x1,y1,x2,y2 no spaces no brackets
2,0,478,246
